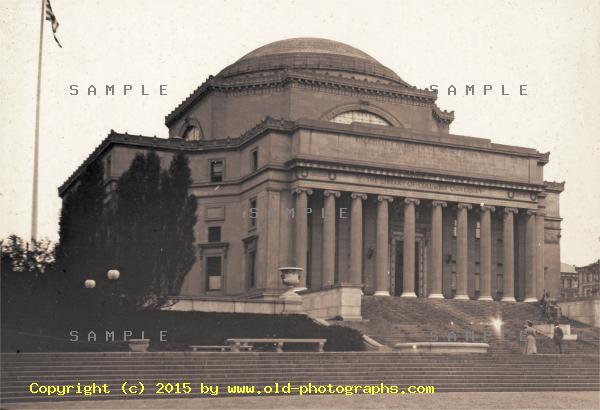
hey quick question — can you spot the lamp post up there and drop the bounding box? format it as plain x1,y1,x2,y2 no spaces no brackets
105,269,121,326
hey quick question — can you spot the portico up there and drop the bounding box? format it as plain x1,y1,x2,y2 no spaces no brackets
290,183,546,302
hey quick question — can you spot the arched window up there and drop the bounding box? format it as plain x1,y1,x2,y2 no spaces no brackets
330,110,390,126
182,125,202,141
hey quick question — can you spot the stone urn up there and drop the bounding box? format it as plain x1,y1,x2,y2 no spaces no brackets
128,338,150,352
279,267,303,300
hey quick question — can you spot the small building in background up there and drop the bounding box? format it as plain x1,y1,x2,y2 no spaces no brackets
560,263,578,299
577,260,600,297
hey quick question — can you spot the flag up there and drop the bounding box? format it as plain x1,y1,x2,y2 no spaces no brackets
45,0,62,48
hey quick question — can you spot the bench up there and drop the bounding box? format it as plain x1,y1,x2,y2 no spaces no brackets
226,338,326,353
189,345,253,352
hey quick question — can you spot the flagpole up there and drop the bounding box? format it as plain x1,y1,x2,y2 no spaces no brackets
32,0,45,241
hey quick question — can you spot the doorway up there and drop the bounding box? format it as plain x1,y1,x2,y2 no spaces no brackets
393,240,422,296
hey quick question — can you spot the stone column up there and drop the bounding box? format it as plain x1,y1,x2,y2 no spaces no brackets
455,203,472,300
524,210,537,302
350,193,367,286
294,188,312,288
501,208,518,302
479,205,496,301
429,201,447,299
402,198,420,298
374,195,393,296
536,211,545,300
322,190,340,288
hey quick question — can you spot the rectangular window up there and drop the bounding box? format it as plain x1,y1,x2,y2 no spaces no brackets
497,275,504,292
251,149,258,172
475,274,481,291
105,155,112,180
206,256,222,290
210,160,224,182
452,219,457,237
475,222,481,239
248,250,256,289
208,226,221,242
249,198,257,228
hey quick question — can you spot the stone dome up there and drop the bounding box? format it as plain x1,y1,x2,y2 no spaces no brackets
217,37,407,86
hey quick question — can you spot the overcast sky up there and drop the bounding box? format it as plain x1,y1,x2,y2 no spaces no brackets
1,0,599,265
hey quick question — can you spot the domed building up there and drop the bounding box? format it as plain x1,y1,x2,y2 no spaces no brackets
60,38,564,319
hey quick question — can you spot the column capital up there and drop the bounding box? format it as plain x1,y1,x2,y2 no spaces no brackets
480,205,496,213
350,192,368,201
404,198,420,206
526,209,537,216
377,195,394,203
294,188,313,195
432,200,447,208
457,202,472,210
536,211,546,218
323,190,341,198
504,207,519,214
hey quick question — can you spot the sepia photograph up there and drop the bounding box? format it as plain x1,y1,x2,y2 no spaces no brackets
1,0,599,409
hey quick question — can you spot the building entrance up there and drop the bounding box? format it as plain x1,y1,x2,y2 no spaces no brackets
393,239,423,296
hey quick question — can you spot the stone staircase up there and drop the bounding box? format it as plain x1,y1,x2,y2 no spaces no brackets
1,352,599,403
338,297,600,355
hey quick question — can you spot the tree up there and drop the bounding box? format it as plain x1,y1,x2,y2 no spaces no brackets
1,235,60,326
56,160,106,298
113,152,197,309
158,153,198,296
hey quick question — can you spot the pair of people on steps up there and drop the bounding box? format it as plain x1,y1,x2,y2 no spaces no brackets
524,320,564,354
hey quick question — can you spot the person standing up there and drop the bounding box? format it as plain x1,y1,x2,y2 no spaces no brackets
524,321,538,354
553,322,564,354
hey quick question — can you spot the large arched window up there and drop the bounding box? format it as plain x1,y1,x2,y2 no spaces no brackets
330,110,390,126
182,125,202,141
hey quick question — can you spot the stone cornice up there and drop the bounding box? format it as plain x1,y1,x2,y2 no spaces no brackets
60,117,548,196
165,70,441,126
289,158,545,193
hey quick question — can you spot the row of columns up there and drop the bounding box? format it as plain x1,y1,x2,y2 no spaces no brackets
293,188,544,301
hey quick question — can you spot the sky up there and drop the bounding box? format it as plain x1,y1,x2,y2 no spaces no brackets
1,0,599,266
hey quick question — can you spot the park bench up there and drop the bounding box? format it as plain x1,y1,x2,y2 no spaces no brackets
226,338,326,353
189,344,253,352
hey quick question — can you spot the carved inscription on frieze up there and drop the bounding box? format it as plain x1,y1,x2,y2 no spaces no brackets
360,175,484,195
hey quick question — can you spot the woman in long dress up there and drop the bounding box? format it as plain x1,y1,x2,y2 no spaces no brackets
524,321,537,354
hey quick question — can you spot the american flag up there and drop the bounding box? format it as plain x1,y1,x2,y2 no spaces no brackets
45,0,62,48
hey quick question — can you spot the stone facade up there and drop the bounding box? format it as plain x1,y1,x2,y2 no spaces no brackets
59,38,563,304
577,260,600,297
